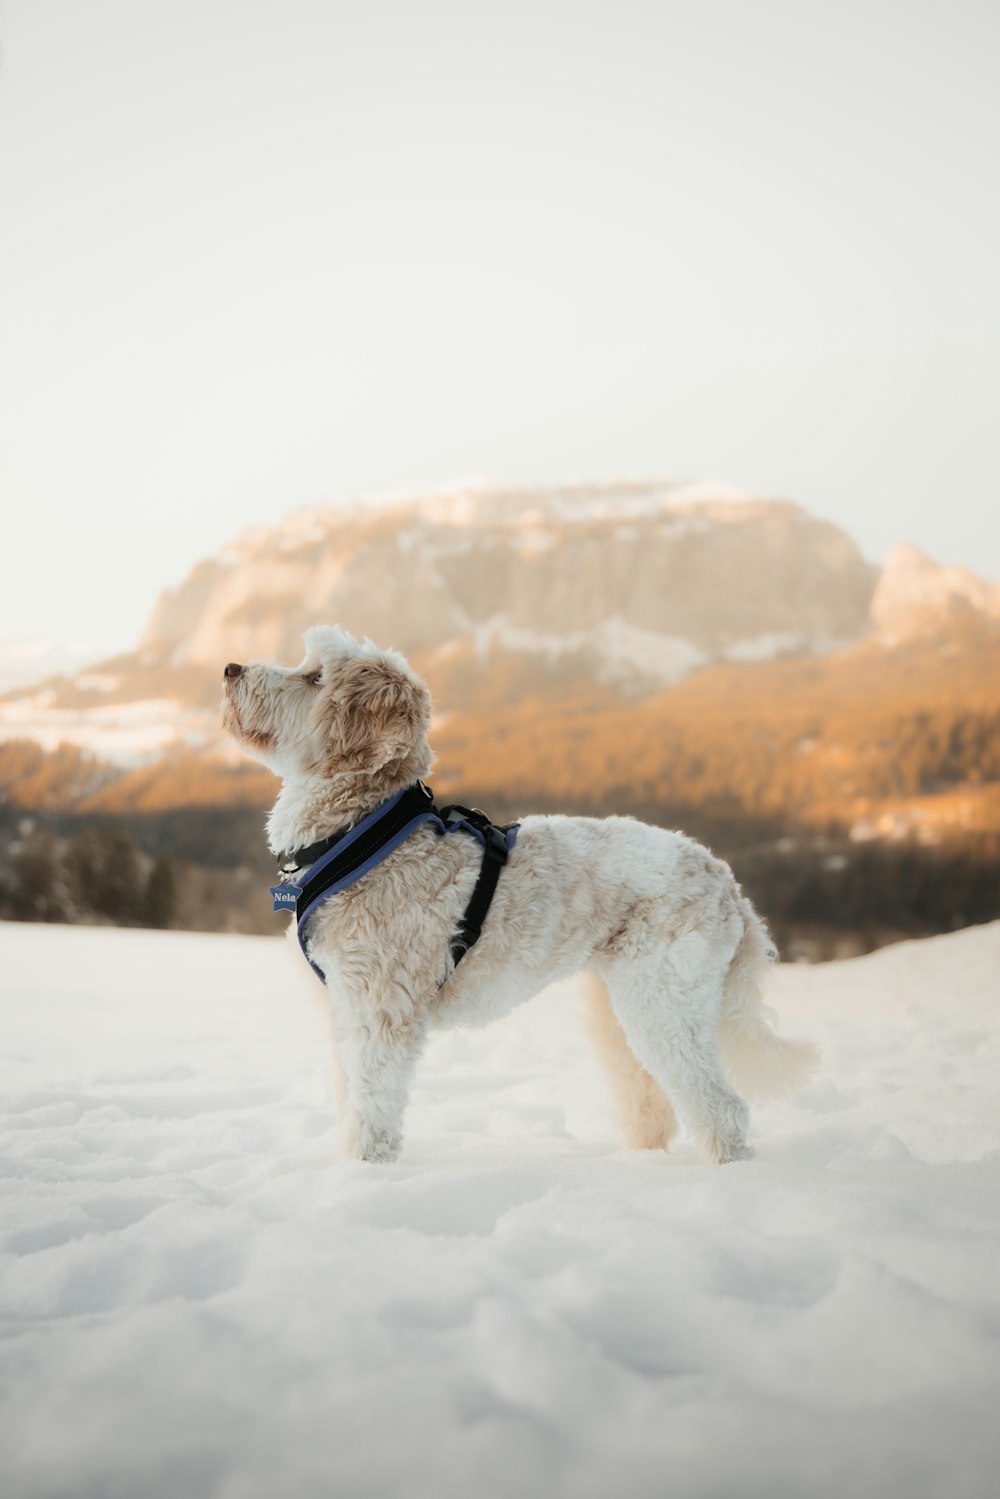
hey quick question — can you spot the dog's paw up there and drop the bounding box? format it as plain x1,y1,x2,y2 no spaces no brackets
359,1133,400,1165
713,1138,755,1165
341,1120,401,1164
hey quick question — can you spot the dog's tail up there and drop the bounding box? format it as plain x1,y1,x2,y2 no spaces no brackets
717,898,819,1100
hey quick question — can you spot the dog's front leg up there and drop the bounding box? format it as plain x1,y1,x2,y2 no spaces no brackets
329,994,427,1164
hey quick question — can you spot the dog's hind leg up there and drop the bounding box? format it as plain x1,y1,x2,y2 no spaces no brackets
581,971,678,1151
597,934,752,1165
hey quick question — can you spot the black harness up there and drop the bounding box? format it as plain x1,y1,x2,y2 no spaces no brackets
269,780,518,983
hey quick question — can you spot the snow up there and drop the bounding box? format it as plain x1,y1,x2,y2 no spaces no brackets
377,479,757,529
662,479,754,506
0,696,208,765
0,637,106,696
725,630,807,662
469,614,707,686
2,920,999,1499
75,673,121,693
537,481,753,524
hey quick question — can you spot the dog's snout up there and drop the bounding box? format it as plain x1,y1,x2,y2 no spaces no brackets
224,662,244,681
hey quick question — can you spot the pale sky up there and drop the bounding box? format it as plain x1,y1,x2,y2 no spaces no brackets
1,0,998,660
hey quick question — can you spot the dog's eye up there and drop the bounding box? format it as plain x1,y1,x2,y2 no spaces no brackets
305,671,322,687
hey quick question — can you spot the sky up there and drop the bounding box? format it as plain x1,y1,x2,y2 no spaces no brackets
1,0,998,661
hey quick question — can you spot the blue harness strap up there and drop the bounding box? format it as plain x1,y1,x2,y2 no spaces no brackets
269,781,518,983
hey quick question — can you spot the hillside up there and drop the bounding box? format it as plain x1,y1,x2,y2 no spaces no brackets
4,625,999,832
433,629,1000,828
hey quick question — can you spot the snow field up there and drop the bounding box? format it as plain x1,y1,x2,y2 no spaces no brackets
1,920,999,1499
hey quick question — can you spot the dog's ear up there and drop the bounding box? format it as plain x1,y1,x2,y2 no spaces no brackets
325,655,430,775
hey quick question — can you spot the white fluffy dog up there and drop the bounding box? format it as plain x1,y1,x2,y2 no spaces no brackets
223,625,817,1165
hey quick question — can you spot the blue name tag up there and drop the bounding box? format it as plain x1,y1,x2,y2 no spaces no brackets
269,882,301,912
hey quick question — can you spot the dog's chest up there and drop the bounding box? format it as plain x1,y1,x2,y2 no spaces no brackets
302,846,476,989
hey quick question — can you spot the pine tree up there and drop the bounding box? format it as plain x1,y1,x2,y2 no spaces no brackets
143,855,177,929
11,830,62,922
65,827,143,924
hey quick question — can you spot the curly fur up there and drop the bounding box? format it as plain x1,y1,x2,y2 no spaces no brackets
222,626,819,1164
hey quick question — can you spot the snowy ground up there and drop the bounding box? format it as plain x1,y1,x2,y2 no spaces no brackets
1,920,999,1499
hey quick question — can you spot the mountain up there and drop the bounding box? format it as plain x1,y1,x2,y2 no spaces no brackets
871,543,1000,642
141,481,878,694
2,481,878,735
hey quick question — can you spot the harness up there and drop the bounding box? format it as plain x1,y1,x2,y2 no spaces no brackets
269,780,518,984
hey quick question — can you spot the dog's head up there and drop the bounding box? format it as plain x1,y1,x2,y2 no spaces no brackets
220,626,432,784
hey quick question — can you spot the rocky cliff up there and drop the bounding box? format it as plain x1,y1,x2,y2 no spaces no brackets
137,480,878,704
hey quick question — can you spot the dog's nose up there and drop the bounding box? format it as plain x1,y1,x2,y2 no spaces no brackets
224,662,244,681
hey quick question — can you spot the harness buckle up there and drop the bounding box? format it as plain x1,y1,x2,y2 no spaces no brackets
483,824,509,864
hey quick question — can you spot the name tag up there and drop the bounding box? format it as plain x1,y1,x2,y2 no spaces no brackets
269,882,301,912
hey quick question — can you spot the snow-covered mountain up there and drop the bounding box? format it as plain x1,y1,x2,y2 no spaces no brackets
1,479,996,768
141,481,875,691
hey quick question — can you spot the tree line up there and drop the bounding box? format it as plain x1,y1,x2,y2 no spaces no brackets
2,800,997,959
0,802,281,936
1,825,178,928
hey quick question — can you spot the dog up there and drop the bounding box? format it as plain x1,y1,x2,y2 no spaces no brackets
222,625,818,1164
